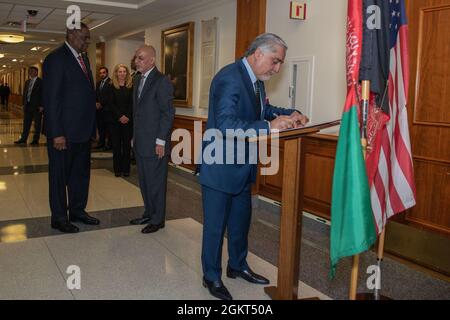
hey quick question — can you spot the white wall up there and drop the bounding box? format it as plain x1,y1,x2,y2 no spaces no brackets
265,0,347,124
105,39,144,78
102,0,346,123
144,0,236,117
87,43,97,83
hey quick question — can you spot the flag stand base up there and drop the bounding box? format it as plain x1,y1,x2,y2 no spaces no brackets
356,293,393,300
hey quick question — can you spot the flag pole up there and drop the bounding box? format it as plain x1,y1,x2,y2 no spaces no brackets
349,255,360,300
349,80,370,300
374,228,386,299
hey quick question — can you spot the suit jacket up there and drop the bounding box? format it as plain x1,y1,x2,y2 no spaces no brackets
199,59,296,195
133,68,175,158
22,77,43,113
42,44,96,142
96,77,114,123
96,77,111,106
1,85,10,97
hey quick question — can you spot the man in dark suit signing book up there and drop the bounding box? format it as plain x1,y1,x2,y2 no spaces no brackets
198,33,309,300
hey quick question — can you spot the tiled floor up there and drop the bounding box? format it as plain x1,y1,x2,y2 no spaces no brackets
0,113,449,300
0,170,143,221
0,114,329,300
0,218,330,300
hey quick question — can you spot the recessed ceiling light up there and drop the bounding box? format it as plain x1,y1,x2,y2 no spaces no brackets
2,65,6,67
0,34,25,43
0,54,4,58
12,59,17,62
49,39,56,42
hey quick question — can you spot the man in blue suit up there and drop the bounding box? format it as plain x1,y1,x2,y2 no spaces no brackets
43,22,100,233
199,33,309,300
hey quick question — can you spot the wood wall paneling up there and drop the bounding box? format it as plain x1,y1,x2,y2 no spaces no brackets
96,42,106,77
413,5,450,126
406,0,450,235
170,115,206,171
235,0,266,59
406,159,450,234
258,134,338,220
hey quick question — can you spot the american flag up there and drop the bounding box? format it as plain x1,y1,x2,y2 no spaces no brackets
369,0,416,233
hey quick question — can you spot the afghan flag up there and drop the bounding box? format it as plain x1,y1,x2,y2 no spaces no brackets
330,0,377,278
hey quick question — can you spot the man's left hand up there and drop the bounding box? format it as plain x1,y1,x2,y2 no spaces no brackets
156,145,165,159
290,111,309,128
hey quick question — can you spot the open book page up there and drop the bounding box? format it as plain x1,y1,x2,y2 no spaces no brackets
273,119,341,133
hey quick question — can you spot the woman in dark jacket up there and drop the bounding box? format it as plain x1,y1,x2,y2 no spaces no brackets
108,64,133,177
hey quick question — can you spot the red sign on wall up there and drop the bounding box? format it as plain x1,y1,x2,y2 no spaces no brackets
290,2,307,20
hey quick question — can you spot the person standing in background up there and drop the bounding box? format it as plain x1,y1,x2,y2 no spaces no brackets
95,66,112,150
2,83,10,111
129,45,174,233
15,67,43,145
0,81,6,110
108,64,133,177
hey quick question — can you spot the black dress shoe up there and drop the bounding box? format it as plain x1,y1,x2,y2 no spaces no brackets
123,172,130,177
202,277,233,300
30,140,39,145
69,214,100,225
226,266,270,284
115,172,121,177
14,140,26,145
51,221,79,233
141,222,165,234
130,217,151,225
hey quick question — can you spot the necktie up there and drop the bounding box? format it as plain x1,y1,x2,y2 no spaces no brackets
100,79,106,91
138,74,146,99
254,80,262,120
27,79,34,103
77,54,89,79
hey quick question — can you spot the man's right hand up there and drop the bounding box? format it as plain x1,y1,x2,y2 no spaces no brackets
53,136,67,151
270,115,295,131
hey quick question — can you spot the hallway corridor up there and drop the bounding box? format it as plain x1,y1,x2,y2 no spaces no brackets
0,112,448,300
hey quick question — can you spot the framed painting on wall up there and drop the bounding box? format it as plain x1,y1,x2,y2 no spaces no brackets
161,22,194,108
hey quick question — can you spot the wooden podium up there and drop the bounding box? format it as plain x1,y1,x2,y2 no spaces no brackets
260,120,340,300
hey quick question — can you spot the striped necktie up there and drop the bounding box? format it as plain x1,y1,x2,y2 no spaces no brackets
254,80,262,119
138,74,146,99
77,55,89,79
27,79,34,103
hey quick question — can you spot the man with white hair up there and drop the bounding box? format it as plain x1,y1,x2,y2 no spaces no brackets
199,33,309,300
129,45,175,234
